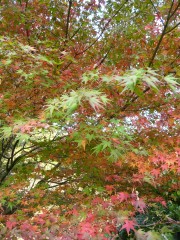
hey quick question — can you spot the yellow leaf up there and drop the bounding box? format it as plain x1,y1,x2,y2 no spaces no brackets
81,139,86,151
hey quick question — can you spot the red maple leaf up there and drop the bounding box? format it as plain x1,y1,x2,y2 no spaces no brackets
132,199,146,212
105,175,114,181
20,222,33,231
153,197,166,207
105,185,115,192
151,168,161,178
132,173,144,183
117,192,129,202
86,212,96,222
79,222,96,237
152,157,160,164
92,197,103,205
120,220,136,235
161,163,169,171
104,224,117,234
113,175,121,182
6,220,17,230
111,195,118,203
101,200,110,208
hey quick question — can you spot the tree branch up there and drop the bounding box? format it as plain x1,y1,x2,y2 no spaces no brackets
61,1,128,72
120,0,178,112
169,1,180,19
0,145,40,185
94,46,113,69
10,140,19,166
70,25,81,40
76,0,128,56
120,87,150,111
149,0,165,26
165,21,180,34
65,0,73,39
23,0,31,45
148,0,175,67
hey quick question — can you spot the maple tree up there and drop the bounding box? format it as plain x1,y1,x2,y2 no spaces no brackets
0,0,180,239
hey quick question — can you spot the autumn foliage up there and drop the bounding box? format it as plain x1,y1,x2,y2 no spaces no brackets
0,0,180,239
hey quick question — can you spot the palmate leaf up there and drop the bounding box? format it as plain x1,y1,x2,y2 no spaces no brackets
92,141,111,155
45,89,109,117
115,68,145,93
120,220,136,235
19,43,36,53
60,88,109,112
114,68,180,95
164,74,180,91
16,132,30,143
146,68,160,76
85,133,96,142
114,68,161,93
0,126,13,138
2,58,12,66
88,96,103,110
109,148,123,161
36,54,54,65
45,98,62,116
146,231,163,240
101,75,113,83
143,75,160,91
82,70,99,84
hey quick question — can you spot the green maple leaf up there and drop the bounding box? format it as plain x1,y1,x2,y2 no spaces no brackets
164,74,180,91
0,126,13,138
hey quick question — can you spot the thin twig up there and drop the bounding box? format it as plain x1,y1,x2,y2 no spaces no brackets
148,0,174,67
120,0,178,112
70,26,81,40
76,0,128,56
94,46,113,69
169,1,180,19
165,21,180,34
149,0,165,26
65,0,73,39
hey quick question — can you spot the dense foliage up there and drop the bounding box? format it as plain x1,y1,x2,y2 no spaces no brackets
0,0,179,239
